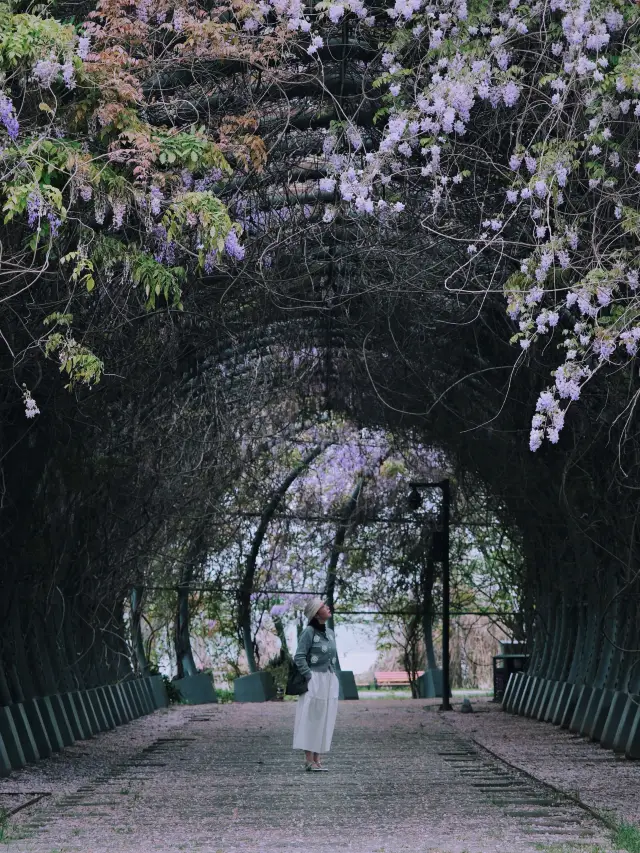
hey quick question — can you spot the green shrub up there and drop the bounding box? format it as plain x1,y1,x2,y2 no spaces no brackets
216,689,234,704
263,652,290,694
162,676,184,705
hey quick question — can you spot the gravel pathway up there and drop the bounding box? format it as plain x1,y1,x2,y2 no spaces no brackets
0,699,622,853
447,696,640,827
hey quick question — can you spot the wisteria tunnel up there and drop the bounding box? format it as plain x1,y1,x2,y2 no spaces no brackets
1,0,640,795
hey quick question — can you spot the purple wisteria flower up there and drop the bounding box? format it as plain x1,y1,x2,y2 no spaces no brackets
153,226,176,265
529,429,543,452
596,286,612,306
48,212,61,236
27,190,43,227
224,229,245,261
592,336,616,360
534,180,547,198
346,126,363,150
525,286,544,305
194,168,223,192
604,9,624,31
24,394,40,419
536,391,556,413
502,81,520,106
495,50,510,71
172,8,186,31
565,230,578,250
111,199,127,229
307,35,323,55
430,29,444,49
32,58,60,87
61,61,75,89
0,92,19,139
76,36,91,59
137,0,152,23
555,363,584,400
619,328,640,355
150,186,163,216
204,249,218,273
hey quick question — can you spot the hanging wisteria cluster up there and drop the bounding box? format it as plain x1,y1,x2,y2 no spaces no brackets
232,0,639,449
1,0,639,450
260,427,446,619
306,0,638,451
0,0,270,400
361,0,640,451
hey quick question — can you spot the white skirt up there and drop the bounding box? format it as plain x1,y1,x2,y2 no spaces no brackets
292,671,339,754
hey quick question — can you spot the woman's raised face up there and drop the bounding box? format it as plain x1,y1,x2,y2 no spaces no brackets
316,603,332,622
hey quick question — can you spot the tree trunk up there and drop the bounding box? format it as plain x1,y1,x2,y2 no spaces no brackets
273,615,291,661
31,609,59,696
62,603,84,691
0,646,13,707
130,586,151,677
421,555,437,671
9,605,36,700
175,577,198,679
49,594,75,693
324,477,364,672
238,444,329,673
173,526,209,680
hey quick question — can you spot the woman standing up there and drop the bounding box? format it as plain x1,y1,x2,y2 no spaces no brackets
292,597,340,771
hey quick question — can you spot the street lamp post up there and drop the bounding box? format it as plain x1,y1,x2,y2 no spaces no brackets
407,479,452,711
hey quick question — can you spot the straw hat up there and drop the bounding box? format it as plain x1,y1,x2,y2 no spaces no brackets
304,596,324,622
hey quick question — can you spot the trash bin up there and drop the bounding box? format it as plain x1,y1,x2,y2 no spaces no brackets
493,654,529,702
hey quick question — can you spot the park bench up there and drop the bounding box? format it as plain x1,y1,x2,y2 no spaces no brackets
372,670,424,688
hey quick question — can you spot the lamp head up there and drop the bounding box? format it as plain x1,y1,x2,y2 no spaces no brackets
407,486,423,511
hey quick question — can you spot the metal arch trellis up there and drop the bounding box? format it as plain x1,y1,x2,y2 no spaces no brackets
0,0,638,767
162,509,517,527
138,584,518,617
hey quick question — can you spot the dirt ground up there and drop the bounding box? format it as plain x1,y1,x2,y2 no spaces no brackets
0,696,634,853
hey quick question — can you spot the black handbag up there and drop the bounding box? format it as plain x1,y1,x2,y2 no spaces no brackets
285,658,309,696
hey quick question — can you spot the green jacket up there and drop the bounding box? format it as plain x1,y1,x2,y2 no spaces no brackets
294,624,338,681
